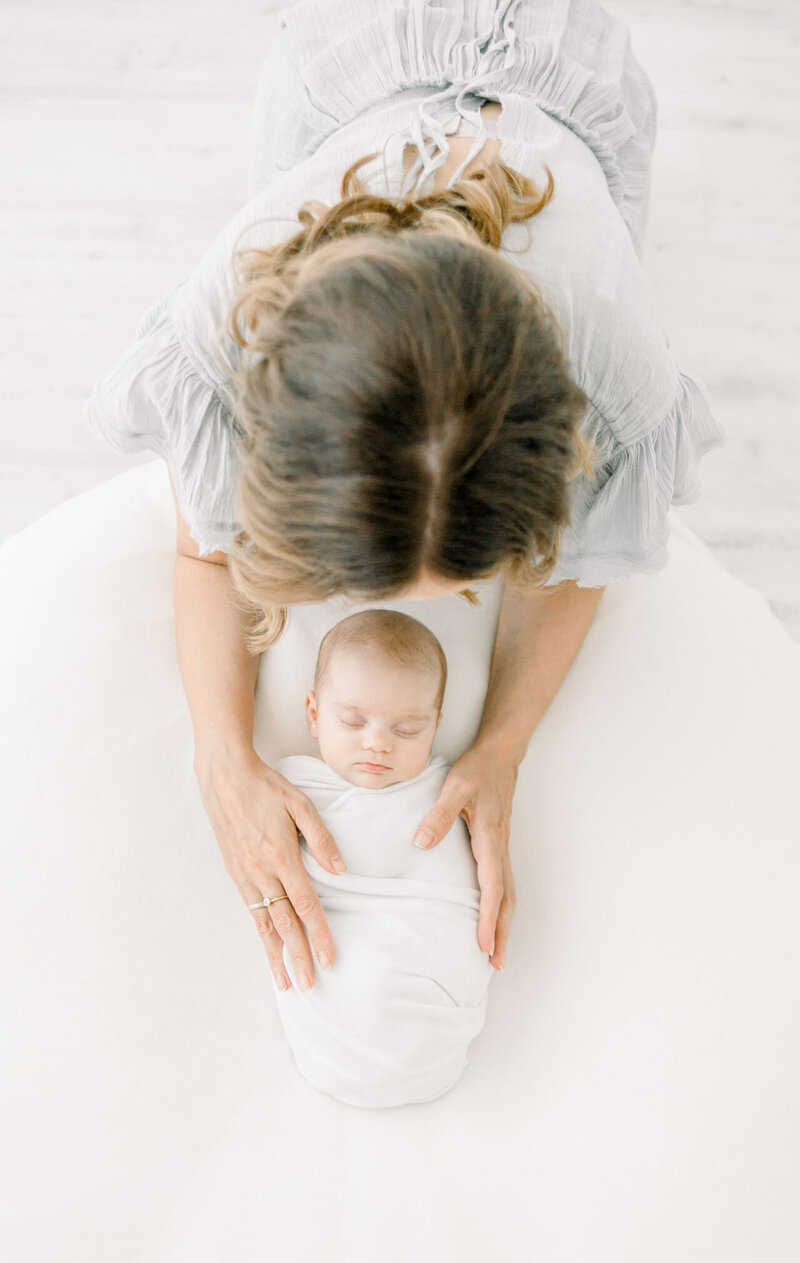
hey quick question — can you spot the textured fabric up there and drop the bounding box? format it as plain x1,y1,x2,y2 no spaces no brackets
453,113,499,138
271,753,493,1109
83,0,727,583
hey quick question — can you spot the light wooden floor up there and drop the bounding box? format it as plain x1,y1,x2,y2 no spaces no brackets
2,0,798,639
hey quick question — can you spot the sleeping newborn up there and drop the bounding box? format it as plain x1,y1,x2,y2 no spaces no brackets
273,607,494,1109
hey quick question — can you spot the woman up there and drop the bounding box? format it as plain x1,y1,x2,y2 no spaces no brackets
84,0,726,1000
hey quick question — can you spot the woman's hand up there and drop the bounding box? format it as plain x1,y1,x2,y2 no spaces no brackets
195,745,347,993
413,741,519,971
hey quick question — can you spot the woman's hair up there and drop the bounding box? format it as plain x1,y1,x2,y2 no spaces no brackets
222,146,598,655
314,609,448,716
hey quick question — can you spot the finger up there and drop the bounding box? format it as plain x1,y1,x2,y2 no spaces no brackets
257,882,319,993
274,847,339,984
413,783,466,849
242,878,293,992
473,830,505,956
489,863,516,971
296,800,348,876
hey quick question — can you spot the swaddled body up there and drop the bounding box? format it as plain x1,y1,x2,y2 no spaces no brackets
273,753,494,1108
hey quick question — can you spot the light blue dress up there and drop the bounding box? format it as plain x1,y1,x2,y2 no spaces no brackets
84,0,727,584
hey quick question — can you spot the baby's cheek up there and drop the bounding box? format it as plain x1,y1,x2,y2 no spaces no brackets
407,746,434,777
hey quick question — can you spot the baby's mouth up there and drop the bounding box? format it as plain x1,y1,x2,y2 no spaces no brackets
356,761,391,772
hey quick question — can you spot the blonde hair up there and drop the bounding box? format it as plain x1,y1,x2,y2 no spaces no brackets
314,609,447,715
222,147,598,654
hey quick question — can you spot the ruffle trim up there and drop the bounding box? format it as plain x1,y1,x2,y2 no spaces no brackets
545,370,727,588
83,288,245,558
275,0,657,241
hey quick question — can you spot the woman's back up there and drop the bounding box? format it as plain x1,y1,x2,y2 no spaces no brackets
84,0,726,583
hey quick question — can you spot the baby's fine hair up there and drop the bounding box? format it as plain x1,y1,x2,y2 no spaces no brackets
314,609,447,715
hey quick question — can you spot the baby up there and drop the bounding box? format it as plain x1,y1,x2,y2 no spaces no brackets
273,608,494,1109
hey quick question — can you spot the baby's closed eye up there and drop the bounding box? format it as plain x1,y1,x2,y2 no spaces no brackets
340,719,421,737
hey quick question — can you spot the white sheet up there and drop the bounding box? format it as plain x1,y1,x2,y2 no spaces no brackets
2,458,799,1262
271,754,493,1109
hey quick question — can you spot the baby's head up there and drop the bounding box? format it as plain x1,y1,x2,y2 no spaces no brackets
305,609,446,787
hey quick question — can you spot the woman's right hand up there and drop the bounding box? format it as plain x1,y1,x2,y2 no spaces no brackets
195,745,347,992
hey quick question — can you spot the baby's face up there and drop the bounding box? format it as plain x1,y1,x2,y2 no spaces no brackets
306,646,442,787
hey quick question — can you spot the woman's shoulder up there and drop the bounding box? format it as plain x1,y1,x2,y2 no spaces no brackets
82,157,349,557
498,129,674,444
492,121,728,587
83,277,249,557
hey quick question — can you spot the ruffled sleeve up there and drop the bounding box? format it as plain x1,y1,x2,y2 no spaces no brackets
495,132,728,590
544,370,727,588
83,284,246,557
83,163,334,558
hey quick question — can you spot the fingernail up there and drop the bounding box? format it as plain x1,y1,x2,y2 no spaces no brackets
331,856,347,872
318,950,331,969
276,973,289,991
414,831,433,849
299,971,312,991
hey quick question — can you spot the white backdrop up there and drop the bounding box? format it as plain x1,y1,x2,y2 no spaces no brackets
2,459,798,1261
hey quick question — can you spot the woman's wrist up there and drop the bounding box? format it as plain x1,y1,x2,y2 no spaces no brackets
193,729,258,784
470,727,527,772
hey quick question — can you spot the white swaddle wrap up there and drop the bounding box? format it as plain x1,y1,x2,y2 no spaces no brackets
273,753,494,1108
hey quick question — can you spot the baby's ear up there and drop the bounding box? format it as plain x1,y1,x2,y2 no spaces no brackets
306,690,318,731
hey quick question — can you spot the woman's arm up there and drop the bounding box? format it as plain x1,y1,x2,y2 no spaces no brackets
173,549,259,777
474,578,605,765
169,473,347,994
413,578,605,971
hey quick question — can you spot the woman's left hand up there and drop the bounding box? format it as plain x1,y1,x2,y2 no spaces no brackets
413,741,519,971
